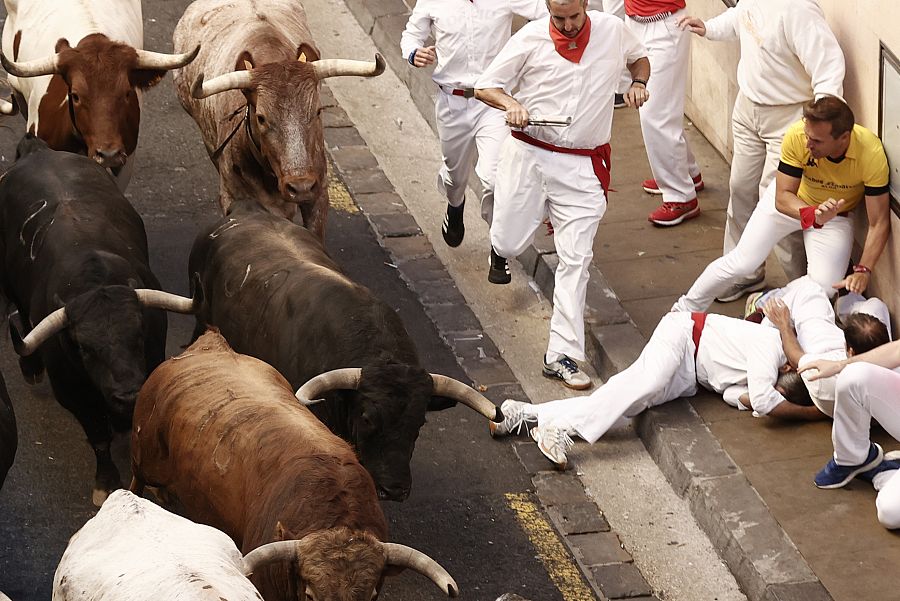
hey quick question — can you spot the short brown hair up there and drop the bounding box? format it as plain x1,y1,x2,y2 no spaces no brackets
803,95,855,138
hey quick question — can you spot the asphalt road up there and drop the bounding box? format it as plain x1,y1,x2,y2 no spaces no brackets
0,2,567,600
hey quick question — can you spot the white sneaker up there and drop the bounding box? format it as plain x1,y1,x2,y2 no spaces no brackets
489,399,537,438
530,423,574,470
542,355,592,390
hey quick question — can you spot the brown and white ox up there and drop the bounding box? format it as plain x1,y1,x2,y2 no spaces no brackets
130,330,459,601
172,0,384,240
0,0,199,188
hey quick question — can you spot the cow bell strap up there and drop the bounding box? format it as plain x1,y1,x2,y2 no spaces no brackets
211,104,247,161
243,105,267,169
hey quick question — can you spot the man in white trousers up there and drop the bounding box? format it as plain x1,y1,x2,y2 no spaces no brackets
671,96,890,313
800,343,900,530
490,312,822,469
475,0,649,390
677,1,845,302
400,0,548,248
623,0,704,226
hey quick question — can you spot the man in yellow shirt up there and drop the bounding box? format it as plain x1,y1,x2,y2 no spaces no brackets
672,96,890,312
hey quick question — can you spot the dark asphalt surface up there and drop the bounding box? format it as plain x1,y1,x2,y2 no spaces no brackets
0,3,566,600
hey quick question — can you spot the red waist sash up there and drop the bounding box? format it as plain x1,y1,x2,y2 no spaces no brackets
511,130,612,195
691,312,706,358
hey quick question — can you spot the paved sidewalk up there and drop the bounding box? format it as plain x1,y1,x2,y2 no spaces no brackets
343,2,900,601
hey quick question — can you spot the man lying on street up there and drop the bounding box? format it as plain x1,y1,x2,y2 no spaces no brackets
801,340,900,529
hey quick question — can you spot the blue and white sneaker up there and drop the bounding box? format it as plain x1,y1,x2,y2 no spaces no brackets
858,450,900,483
814,442,884,489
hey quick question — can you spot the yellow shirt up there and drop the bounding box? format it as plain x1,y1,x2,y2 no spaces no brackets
779,121,890,211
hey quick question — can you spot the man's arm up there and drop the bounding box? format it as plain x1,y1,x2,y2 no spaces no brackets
624,57,651,108
399,5,435,67
763,298,804,368
767,401,829,421
474,88,529,127
785,2,845,98
801,338,900,380
833,192,890,294
774,170,846,224
678,7,739,41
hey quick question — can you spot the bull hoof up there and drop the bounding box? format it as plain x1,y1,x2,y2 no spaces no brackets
92,487,111,507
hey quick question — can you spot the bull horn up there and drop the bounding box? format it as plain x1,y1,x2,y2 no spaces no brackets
1,51,60,78
382,542,459,597
134,289,197,314
0,96,16,116
241,539,305,576
12,307,67,356
191,69,254,99
430,374,503,423
295,368,361,405
311,53,385,80
134,44,200,71
0,591,13,601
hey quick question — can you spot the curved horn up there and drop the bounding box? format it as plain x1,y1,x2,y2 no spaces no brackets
134,289,197,314
241,540,305,576
430,374,503,423
311,53,385,80
134,44,200,71
13,307,67,356
0,96,16,116
1,51,60,78
382,542,459,598
0,591,13,601
295,368,361,405
191,69,254,99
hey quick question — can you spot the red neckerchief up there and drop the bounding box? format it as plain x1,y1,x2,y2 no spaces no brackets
549,14,591,63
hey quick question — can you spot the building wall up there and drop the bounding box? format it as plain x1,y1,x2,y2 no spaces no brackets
684,0,900,331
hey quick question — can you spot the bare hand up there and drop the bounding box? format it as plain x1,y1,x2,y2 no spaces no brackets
505,100,530,129
833,271,870,295
762,298,791,331
675,16,707,36
413,46,436,67
814,197,847,226
625,83,649,109
798,358,845,381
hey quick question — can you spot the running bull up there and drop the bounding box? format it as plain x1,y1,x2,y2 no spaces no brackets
0,0,199,188
0,135,197,506
131,330,459,601
189,203,503,501
173,0,384,239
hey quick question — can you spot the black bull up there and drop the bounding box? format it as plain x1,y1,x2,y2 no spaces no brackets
189,202,501,501
0,366,15,490
0,135,193,505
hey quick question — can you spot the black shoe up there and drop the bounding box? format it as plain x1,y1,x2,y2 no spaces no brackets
613,93,626,109
442,201,465,247
488,247,511,284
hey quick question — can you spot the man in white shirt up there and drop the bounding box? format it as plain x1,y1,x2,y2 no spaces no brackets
474,0,649,391
400,0,548,248
677,0,845,301
801,341,900,530
489,311,822,469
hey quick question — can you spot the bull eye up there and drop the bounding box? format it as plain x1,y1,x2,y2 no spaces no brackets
69,92,80,104
256,114,267,127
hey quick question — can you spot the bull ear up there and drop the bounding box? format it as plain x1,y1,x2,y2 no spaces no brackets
296,43,320,63
54,38,72,54
427,396,457,412
236,51,255,72
52,293,65,309
275,521,297,541
130,68,167,90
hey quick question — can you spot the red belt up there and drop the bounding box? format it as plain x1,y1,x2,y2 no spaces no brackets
438,84,475,98
511,130,612,195
690,312,706,358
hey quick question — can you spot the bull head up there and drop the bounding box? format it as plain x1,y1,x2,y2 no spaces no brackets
242,527,459,599
190,49,385,220
296,367,502,501
1,35,199,171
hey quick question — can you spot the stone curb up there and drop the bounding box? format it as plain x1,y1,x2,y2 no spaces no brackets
337,3,834,601
320,80,662,599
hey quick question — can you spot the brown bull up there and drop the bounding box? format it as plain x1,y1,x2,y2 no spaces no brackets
172,0,384,239
131,330,458,601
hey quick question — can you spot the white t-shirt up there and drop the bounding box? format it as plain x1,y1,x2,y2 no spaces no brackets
704,0,844,106
760,275,846,355
400,0,548,88
476,11,646,148
697,314,788,415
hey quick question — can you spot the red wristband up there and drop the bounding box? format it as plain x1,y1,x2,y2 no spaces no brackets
799,206,821,230
852,264,871,274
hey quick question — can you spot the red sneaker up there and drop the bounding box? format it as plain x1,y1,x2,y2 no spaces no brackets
648,198,700,226
642,173,704,195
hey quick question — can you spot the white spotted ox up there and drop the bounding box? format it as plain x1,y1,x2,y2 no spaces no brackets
0,0,199,188
173,0,384,240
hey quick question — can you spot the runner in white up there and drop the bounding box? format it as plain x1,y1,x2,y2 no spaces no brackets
400,0,548,247
677,0,845,299
475,0,649,391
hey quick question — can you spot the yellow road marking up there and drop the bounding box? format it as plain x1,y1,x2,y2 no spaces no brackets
327,160,359,214
505,492,596,601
